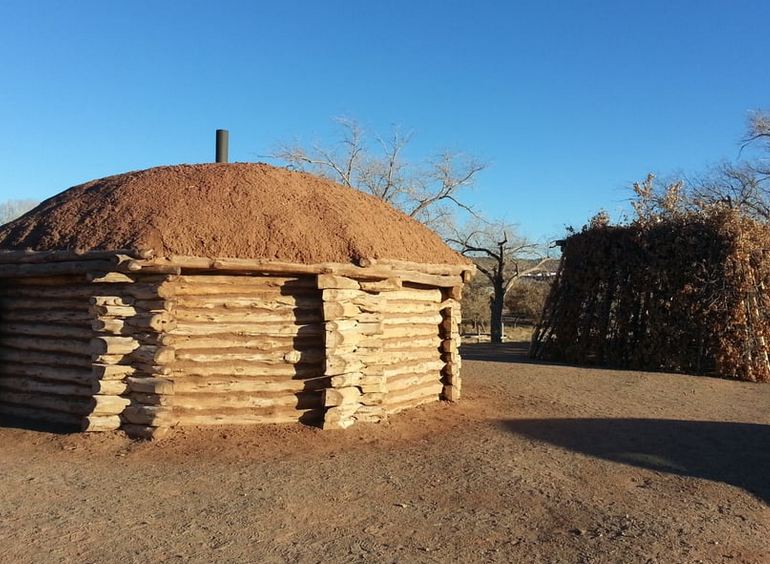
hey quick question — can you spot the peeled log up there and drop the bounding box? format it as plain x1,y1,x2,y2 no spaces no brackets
175,294,319,310
175,309,322,324
90,336,140,355
126,376,174,394
0,390,94,415
324,386,362,407
0,402,82,426
92,395,131,415
170,362,323,378
92,379,129,395
359,278,402,292
0,376,93,397
0,260,115,278
92,363,135,380
0,363,94,385
171,334,310,351
174,348,323,364
81,415,122,432
0,336,92,356
0,323,92,340
0,298,89,311
0,349,92,368
171,322,322,337
317,274,360,289
1,309,91,323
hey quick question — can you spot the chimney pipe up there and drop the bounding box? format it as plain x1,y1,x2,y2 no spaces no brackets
215,129,229,163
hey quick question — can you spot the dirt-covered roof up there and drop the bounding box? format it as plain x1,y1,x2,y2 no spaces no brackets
0,163,468,265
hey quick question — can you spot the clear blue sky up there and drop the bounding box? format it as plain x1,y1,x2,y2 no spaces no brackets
1,1,768,240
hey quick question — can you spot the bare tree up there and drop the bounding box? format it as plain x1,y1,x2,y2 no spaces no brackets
448,220,549,343
0,199,38,225
274,117,485,228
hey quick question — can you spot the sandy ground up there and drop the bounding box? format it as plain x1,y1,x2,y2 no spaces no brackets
1,342,769,563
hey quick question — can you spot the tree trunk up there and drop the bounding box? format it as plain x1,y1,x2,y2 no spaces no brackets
490,281,505,344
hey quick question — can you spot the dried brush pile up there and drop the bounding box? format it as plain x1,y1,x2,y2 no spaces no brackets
531,207,770,382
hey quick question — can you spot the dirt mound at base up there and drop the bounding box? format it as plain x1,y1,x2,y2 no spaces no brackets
0,163,467,265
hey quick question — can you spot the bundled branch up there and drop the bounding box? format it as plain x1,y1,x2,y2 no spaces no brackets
531,207,770,382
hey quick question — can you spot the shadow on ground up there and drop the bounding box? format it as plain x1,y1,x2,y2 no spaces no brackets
501,418,770,504
460,341,531,362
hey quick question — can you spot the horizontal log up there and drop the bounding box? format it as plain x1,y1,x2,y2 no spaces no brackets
325,325,438,347
0,402,82,426
92,363,135,380
90,296,134,307
92,395,131,415
0,363,94,385
121,405,172,425
0,376,93,397
101,345,175,366
317,274,360,289
92,379,129,395
175,309,322,324
175,295,320,310
392,272,462,288
0,282,168,301
171,334,316,351
324,386,362,407
382,313,443,326
386,371,442,392
90,336,140,355
383,381,443,404
171,322,323,337
377,359,446,378
0,349,92,368
329,373,364,387
171,362,323,378
0,336,91,356
0,298,89,311
81,415,122,432
174,348,323,365
0,248,151,264
162,391,322,410
175,274,317,287
325,319,382,335
446,286,462,300
383,394,439,415
93,313,177,333
359,278,402,292
0,390,94,415
325,356,365,376
359,257,473,276
0,322,93,340
0,260,115,278
90,304,137,317
122,404,322,425
87,272,135,284
0,309,92,323
146,375,329,394
133,258,396,280
126,376,174,394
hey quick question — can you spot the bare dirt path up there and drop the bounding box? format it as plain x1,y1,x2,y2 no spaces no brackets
1,342,769,563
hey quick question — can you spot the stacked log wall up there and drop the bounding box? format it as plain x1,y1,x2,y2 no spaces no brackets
0,276,96,427
163,275,326,426
319,274,458,429
0,273,171,432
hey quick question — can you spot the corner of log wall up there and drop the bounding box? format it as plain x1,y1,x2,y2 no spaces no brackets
85,273,178,438
318,272,464,430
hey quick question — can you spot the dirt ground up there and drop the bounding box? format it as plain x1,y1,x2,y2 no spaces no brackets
1,342,769,563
